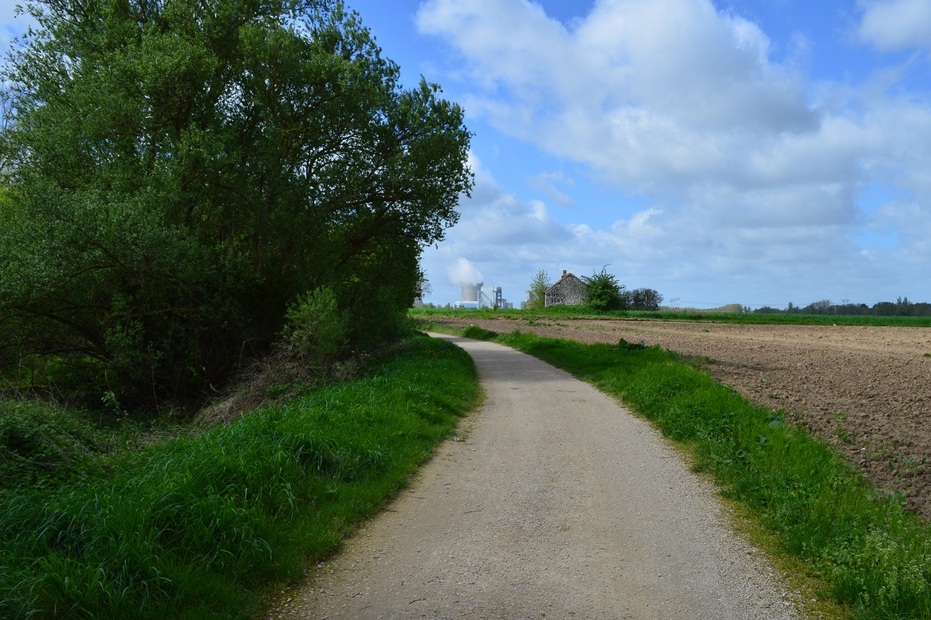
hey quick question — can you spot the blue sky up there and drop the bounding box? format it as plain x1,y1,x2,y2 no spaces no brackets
4,1,931,309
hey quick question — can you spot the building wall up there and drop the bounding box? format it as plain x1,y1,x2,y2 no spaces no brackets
545,272,588,307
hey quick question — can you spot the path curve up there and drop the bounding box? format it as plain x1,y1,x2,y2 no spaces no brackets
266,334,800,619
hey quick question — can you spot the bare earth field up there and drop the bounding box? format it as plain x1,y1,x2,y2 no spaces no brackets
429,316,931,519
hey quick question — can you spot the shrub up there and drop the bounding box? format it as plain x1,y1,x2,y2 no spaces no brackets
582,267,625,311
281,288,349,372
463,326,498,340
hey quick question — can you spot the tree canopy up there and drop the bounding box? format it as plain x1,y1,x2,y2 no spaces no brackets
626,288,663,311
582,267,624,311
0,0,472,406
525,269,550,310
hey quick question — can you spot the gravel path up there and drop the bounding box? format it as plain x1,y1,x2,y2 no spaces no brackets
266,334,800,619
429,315,931,518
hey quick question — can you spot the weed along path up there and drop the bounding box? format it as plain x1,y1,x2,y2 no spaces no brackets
266,335,800,619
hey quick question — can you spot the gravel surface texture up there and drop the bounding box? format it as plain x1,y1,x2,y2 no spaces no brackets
265,334,800,619
429,315,931,518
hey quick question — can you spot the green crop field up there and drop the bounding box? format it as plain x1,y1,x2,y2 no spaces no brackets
410,306,931,327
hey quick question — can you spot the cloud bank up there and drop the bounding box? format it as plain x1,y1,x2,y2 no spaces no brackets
417,0,931,307
857,0,931,51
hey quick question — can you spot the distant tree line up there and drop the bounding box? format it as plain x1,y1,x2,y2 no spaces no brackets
753,297,931,317
625,288,664,311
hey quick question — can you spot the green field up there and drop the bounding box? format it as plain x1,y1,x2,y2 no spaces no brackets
410,306,931,327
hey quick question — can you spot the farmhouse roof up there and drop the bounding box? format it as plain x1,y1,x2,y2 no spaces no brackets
544,269,589,307
545,270,584,291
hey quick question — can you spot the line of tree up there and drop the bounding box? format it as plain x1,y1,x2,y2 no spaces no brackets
582,268,663,311
0,0,472,410
753,297,931,317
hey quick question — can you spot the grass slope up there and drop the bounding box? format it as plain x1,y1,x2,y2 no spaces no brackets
0,335,479,619
461,326,931,620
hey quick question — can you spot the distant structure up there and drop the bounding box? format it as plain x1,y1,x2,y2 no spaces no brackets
482,286,513,309
545,270,588,307
455,282,482,309
485,286,503,308
455,283,513,309
462,282,482,303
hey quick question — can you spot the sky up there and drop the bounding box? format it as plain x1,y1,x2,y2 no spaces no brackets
3,1,931,309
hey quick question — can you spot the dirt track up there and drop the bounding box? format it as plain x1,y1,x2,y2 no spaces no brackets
266,335,799,619
430,316,931,518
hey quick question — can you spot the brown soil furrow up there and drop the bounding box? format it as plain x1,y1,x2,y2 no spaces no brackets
430,316,931,518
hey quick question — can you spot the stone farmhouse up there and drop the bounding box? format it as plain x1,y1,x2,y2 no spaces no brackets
544,270,588,307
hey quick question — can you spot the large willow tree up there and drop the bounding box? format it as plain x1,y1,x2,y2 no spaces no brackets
0,0,472,405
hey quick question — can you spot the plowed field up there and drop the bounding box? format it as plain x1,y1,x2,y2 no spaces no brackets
429,316,931,519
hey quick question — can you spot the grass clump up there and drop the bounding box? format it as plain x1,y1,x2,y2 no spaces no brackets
462,325,499,340
0,334,479,619
0,399,158,490
1,400,105,488
480,329,931,620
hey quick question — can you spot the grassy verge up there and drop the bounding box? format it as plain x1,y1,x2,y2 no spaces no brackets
455,326,931,620
411,306,931,327
0,335,479,619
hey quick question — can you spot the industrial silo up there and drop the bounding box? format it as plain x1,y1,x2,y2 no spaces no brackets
461,282,483,303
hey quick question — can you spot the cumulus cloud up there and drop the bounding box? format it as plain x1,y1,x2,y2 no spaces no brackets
416,0,931,306
418,0,820,193
857,0,931,51
454,155,572,247
417,0,838,205
421,154,916,308
875,202,931,262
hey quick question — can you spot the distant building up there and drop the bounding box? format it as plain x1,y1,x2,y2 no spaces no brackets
545,270,588,307
455,283,512,309
455,282,483,308
485,286,514,309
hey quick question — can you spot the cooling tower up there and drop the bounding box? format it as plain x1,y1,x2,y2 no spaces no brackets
461,282,483,302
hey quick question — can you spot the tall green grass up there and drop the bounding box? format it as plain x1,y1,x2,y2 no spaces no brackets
0,335,479,619
468,328,931,620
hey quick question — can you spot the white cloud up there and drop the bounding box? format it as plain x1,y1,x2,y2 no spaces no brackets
418,0,820,193
438,154,572,249
421,154,919,308
876,202,931,262
0,4,33,59
416,0,931,306
529,171,575,207
857,0,931,52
